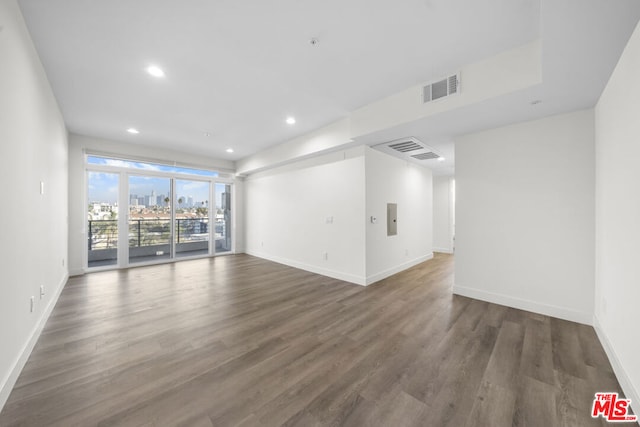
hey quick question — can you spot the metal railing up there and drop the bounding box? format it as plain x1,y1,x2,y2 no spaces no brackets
88,218,210,250
88,220,118,250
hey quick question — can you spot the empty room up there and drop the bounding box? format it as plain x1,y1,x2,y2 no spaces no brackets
1,0,640,425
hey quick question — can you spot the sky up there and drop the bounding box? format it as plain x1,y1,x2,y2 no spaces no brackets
87,156,228,207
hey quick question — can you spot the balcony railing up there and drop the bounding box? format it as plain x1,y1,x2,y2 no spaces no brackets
88,219,118,250
87,217,228,267
88,218,210,250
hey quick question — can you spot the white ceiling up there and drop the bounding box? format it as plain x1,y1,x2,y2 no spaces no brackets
16,0,640,175
18,0,539,158
356,0,640,175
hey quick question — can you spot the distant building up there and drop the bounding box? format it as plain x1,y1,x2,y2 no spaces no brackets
148,190,157,207
89,203,118,220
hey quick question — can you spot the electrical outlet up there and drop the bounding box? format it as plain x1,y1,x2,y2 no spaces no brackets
30,296,35,313
323,252,328,261
261,241,264,247
62,258,65,267
40,285,45,299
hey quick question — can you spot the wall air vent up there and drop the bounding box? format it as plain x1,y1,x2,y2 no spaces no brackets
372,137,442,169
423,73,460,104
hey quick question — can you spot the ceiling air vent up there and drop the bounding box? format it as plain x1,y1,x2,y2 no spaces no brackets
389,141,423,153
423,73,460,103
411,152,440,160
372,137,442,168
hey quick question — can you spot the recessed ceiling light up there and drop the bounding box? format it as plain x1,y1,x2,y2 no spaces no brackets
530,99,542,105
127,128,140,134
204,132,211,137
146,65,165,78
286,117,296,125
437,157,445,162
226,148,234,153
309,38,319,46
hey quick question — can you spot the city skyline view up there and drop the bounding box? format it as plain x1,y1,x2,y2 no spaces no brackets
88,173,211,207
87,156,226,208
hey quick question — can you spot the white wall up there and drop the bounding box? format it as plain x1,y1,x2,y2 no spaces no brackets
236,118,352,175
351,41,541,137
454,109,595,324
365,147,433,284
244,147,367,284
67,133,235,275
594,19,640,414
433,176,455,253
0,0,69,410
243,146,434,286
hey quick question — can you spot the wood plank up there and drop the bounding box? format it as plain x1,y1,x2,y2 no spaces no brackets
464,381,515,427
480,321,525,391
550,317,588,379
519,317,555,385
513,376,557,427
0,253,626,427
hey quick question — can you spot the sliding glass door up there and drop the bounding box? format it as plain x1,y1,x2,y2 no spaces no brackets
128,175,172,264
87,172,119,268
215,183,232,253
86,155,233,270
175,179,210,258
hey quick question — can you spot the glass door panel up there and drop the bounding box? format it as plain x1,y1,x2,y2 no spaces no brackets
87,172,119,268
175,179,210,258
128,175,172,264
215,183,232,253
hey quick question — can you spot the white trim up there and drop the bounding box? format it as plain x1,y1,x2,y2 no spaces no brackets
81,149,88,270
213,181,218,256
0,272,68,412
433,247,454,254
69,268,84,277
244,252,436,287
245,250,367,286
230,182,236,254
85,149,235,176
117,170,128,268
593,315,640,421
170,178,177,258
452,283,592,325
213,181,234,256
366,253,434,285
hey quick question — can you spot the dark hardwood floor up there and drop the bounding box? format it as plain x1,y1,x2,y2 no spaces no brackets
0,253,625,426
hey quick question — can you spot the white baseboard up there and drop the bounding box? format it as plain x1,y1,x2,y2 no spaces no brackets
433,247,454,254
452,284,592,325
0,272,68,412
245,251,436,287
593,315,640,422
366,253,434,285
69,268,84,277
244,250,366,286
